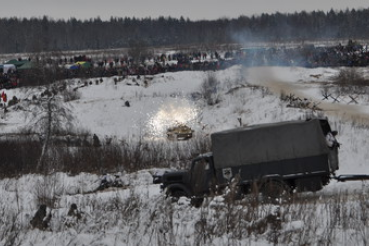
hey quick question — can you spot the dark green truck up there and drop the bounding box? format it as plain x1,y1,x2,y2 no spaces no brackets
155,119,339,202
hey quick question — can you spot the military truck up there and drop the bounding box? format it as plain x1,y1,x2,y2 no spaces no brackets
155,119,340,202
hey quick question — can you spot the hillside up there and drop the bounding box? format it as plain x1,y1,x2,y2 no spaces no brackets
1,65,369,245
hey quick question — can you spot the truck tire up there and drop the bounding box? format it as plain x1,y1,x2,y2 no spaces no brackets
166,188,189,203
191,197,204,207
295,177,324,192
261,180,291,203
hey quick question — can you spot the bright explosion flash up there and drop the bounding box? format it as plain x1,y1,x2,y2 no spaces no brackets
147,99,199,138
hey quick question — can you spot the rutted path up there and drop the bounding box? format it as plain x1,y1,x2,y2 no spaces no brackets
246,66,369,125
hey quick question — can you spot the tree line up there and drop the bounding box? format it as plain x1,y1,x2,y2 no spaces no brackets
1,8,369,54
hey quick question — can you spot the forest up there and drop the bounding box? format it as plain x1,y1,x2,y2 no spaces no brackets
0,7,369,54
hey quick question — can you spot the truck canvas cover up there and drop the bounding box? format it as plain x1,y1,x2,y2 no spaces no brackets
211,119,329,169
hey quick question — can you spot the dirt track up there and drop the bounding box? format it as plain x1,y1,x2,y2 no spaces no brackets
246,67,369,125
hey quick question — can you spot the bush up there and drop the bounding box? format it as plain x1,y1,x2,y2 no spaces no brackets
0,138,41,178
62,88,81,102
334,68,369,94
7,96,19,107
0,134,211,177
201,73,220,105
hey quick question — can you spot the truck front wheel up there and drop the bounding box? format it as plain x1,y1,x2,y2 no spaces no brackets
166,188,189,202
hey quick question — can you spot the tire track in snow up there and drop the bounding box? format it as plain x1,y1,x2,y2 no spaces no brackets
246,67,369,125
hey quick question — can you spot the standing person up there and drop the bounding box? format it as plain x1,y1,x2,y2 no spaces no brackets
325,130,340,172
1,91,7,118
1,91,6,103
326,131,339,148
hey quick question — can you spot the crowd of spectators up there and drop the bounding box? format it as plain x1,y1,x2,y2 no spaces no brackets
8,40,369,87
236,40,369,67
0,71,19,89
59,52,228,79
61,40,369,78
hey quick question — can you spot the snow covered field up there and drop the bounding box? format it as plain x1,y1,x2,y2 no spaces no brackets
1,65,369,245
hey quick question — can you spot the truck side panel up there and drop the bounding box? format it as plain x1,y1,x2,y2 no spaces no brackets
211,119,330,169
215,153,330,186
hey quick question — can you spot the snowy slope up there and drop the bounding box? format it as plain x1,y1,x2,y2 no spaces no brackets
1,65,369,245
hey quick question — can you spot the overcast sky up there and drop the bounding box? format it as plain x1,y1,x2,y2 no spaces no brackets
2,0,369,21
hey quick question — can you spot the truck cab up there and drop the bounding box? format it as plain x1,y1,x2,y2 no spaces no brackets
160,153,216,200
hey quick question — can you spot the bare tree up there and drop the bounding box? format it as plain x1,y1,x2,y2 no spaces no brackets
29,91,73,171
201,72,220,106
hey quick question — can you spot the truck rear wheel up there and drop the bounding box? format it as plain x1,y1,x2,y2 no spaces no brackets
295,177,324,192
261,180,291,203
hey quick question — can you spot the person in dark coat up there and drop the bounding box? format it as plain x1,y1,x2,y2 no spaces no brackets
93,134,101,147
30,204,51,230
